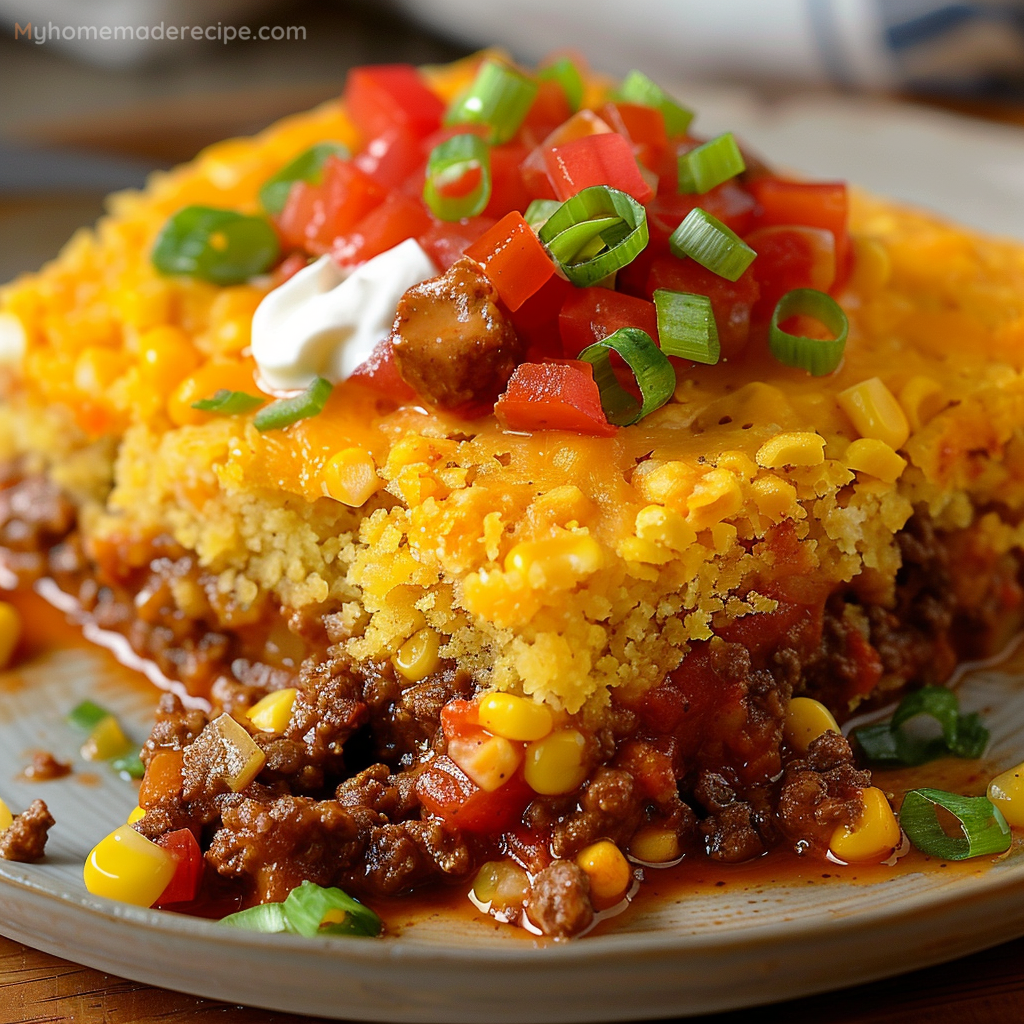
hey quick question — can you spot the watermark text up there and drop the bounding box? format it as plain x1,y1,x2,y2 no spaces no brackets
14,22,307,45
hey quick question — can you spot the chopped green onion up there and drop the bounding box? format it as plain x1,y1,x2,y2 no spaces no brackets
67,700,111,733
259,142,349,215
220,881,382,938
538,56,584,112
677,132,746,194
523,199,561,232
423,133,492,221
853,686,989,767
111,749,146,780
191,389,265,415
669,207,756,282
900,788,1010,860
152,206,280,286
254,377,332,433
618,70,694,137
768,288,848,377
578,327,675,426
538,186,649,287
653,290,720,364
444,58,538,145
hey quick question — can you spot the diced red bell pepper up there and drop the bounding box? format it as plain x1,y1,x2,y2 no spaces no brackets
348,338,417,401
332,192,434,267
353,127,425,190
749,178,850,281
464,211,556,312
745,225,836,319
599,102,668,170
559,287,659,357
494,360,617,436
154,828,203,906
507,274,575,362
519,109,613,200
343,64,445,143
544,132,655,204
645,255,760,359
416,754,533,834
647,180,756,247
484,144,532,220
418,215,496,271
520,78,574,142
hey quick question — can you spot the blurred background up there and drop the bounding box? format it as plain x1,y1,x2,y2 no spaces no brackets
2,0,1024,283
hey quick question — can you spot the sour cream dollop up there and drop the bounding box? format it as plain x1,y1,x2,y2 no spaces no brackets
251,239,437,392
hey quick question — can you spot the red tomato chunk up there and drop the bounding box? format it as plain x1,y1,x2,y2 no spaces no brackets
494,361,617,436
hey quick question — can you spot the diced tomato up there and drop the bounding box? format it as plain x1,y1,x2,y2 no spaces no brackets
332,193,433,267
599,102,668,170
353,127,425,190
559,287,659,357
464,211,556,312
484,144,532,219
647,180,756,247
494,361,617,436
645,255,760,359
348,338,417,401
519,109,613,200
749,178,850,281
520,79,574,141
507,274,575,361
154,828,203,906
440,698,480,740
544,132,654,204
745,225,836,319
416,755,533,833
418,215,495,270
138,749,183,810
343,64,445,143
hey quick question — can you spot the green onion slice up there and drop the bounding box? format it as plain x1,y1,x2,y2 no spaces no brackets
191,389,265,415
259,142,349,215
578,327,675,426
538,56,584,112
677,132,746,195
220,881,382,938
444,58,538,145
768,288,848,377
618,69,694,137
152,206,280,286
523,198,561,233
853,686,989,767
254,377,332,433
111,749,146,780
423,133,492,221
538,186,649,287
653,289,720,364
67,700,111,733
900,788,1011,860
668,207,755,282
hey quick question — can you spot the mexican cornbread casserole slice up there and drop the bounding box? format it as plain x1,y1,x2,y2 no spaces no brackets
2,52,1024,936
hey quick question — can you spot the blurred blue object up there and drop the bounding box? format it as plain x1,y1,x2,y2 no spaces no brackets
396,0,1024,94
0,140,158,195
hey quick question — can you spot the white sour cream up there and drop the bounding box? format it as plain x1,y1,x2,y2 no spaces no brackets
251,239,437,392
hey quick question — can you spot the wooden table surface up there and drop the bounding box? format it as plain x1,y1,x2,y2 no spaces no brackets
5,78,1024,1024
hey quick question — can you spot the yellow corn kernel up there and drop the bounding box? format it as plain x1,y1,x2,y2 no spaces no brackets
504,534,603,591
479,693,554,742
784,697,840,754
0,797,12,832
449,733,523,792
837,378,910,450
167,358,255,427
617,535,673,566
988,761,1024,826
0,601,21,669
81,715,133,762
190,713,266,792
632,459,698,510
524,729,588,795
843,438,907,483
137,325,199,390
83,824,177,907
321,448,380,507
74,346,129,394
576,840,632,900
114,280,171,331
686,468,743,530
628,827,681,864
635,505,695,552
0,312,27,367
471,860,531,911
127,805,146,825
829,787,901,863
898,376,946,433
848,235,891,296
750,474,799,521
393,627,441,682
246,688,298,733
716,450,757,480
756,432,826,469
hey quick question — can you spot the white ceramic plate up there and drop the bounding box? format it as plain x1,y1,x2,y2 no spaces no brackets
4,98,1024,1021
